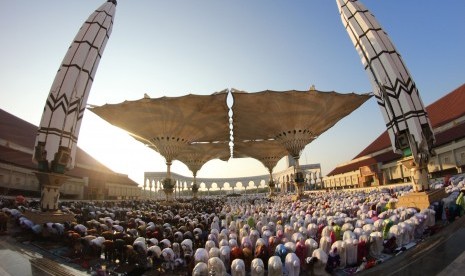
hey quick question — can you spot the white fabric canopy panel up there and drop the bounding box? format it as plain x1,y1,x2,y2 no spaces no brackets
176,142,231,176
89,90,230,162
233,140,288,173
91,88,370,167
231,89,372,158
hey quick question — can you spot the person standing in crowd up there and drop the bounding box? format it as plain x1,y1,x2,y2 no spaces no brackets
326,247,340,274
0,210,8,234
456,189,465,217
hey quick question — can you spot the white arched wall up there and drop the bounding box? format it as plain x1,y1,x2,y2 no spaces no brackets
144,163,322,196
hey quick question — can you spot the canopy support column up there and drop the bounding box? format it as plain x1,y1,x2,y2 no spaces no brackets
268,169,276,196
192,172,199,199
293,155,305,198
163,160,174,202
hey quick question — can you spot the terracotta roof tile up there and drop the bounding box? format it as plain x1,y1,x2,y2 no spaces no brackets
0,145,36,169
0,109,37,148
329,151,401,176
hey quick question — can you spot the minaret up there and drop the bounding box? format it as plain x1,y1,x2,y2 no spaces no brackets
31,1,117,221
336,0,435,192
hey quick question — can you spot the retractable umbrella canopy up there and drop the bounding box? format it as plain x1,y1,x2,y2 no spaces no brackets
176,142,231,176
89,90,230,163
90,88,371,175
231,89,372,158
233,139,288,173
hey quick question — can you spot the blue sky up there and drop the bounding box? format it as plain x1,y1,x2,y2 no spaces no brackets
1,0,464,187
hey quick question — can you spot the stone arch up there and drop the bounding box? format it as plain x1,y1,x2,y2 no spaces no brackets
243,180,255,194
223,182,231,191
199,182,207,191
247,180,257,189
211,182,220,191
144,164,322,197
233,181,244,192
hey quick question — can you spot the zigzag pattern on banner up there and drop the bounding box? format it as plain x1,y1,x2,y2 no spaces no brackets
45,93,82,114
33,0,117,169
370,78,419,101
337,0,434,155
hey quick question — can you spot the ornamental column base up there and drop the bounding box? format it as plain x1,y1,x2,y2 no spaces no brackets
397,188,446,210
35,172,69,212
294,182,305,198
269,185,276,197
164,188,174,202
24,172,75,224
400,156,430,192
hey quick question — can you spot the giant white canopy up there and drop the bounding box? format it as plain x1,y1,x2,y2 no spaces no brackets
90,89,371,172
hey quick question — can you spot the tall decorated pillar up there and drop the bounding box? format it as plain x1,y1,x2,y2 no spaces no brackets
313,172,318,190
268,171,276,196
162,161,175,202
336,0,435,192
146,179,151,199
30,1,116,223
191,173,199,199
274,140,312,199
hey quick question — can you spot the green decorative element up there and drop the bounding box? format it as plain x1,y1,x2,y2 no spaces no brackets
51,146,71,174
34,142,49,172
37,161,49,172
192,183,199,192
402,147,412,157
162,178,175,190
268,180,275,187
51,163,66,174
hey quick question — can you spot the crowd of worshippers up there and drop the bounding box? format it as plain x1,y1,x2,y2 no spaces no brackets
1,180,465,276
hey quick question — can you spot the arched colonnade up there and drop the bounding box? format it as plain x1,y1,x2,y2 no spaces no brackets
143,164,323,198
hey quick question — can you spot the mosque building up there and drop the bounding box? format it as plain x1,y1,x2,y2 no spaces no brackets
324,83,465,189
0,108,140,200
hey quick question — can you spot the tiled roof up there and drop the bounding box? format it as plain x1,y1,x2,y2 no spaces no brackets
0,108,138,187
0,109,37,149
0,145,36,169
428,83,465,127
328,151,401,176
328,83,465,176
434,122,465,147
0,109,112,172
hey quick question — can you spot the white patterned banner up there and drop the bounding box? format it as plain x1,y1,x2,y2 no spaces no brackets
336,0,434,154
34,1,117,173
